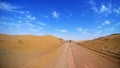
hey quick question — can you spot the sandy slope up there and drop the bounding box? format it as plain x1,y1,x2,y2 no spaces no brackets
0,34,65,68
78,34,120,56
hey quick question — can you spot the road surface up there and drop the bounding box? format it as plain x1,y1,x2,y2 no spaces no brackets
22,42,120,68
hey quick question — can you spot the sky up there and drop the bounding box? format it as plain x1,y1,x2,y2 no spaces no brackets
0,0,120,40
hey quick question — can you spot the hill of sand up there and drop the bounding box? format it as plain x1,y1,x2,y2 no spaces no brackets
77,34,120,61
0,34,65,68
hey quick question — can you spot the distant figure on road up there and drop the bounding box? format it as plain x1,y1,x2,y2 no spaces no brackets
69,40,72,43
66,40,72,43
66,40,68,43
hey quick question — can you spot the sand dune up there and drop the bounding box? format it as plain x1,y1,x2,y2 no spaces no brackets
77,34,120,62
0,34,65,68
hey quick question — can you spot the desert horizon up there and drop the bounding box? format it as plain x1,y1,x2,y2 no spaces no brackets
0,33,120,68
0,0,120,68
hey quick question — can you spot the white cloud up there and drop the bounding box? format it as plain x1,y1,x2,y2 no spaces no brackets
65,13,73,18
38,22,46,26
99,3,120,15
102,20,111,25
115,22,120,26
77,28,88,34
92,30,103,39
77,28,82,32
0,2,24,14
37,22,50,29
114,7,120,14
1,21,25,28
0,2,18,11
26,15,36,20
0,11,48,32
53,11,59,18
59,30,67,32
0,3,50,34
104,26,115,32
87,0,96,6
38,27,43,30
30,28,39,32
100,4,108,13
26,22,34,27
87,1,120,15
96,20,111,29
92,7,98,12
87,0,98,12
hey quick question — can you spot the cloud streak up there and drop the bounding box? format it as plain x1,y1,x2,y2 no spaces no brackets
87,0,98,12
87,0,120,15
77,28,89,35
26,15,36,20
30,28,39,32
96,20,111,29
0,9,48,33
102,20,111,25
59,29,67,32
114,7,120,14
38,22,46,26
0,2,18,11
53,11,60,18
115,22,120,26
0,2,24,14
100,4,108,13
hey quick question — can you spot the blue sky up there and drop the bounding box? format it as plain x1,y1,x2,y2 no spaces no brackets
0,0,120,40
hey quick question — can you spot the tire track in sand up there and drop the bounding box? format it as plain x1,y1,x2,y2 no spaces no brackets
54,43,69,68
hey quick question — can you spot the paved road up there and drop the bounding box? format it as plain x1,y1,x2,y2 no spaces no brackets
22,42,120,68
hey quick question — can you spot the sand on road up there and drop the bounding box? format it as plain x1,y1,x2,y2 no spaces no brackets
22,42,120,68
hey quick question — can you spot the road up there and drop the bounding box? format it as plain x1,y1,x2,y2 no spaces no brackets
22,42,120,68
